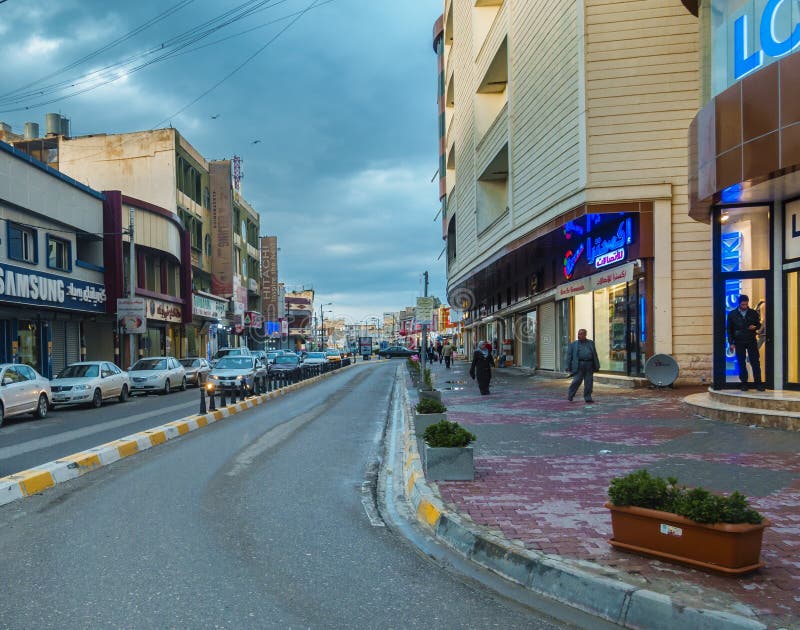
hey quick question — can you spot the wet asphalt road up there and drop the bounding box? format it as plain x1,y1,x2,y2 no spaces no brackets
0,362,571,629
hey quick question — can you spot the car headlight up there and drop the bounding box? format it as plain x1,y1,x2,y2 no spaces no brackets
209,374,219,380
236,375,243,381
73,384,90,391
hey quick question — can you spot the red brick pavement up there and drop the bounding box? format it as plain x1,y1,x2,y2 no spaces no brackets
432,366,800,628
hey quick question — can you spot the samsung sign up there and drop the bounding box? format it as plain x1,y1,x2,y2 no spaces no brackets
733,0,800,80
0,261,106,313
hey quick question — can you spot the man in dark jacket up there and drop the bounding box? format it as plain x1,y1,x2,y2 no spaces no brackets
567,329,601,403
470,341,494,395
726,294,764,391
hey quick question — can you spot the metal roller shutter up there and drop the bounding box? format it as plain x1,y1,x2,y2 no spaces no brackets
538,301,556,370
66,322,80,365
52,322,66,375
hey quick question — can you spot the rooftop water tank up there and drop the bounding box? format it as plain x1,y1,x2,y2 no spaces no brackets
45,112,62,136
24,122,40,139
60,116,70,137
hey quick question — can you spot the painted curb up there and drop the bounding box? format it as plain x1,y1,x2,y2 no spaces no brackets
399,378,766,630
0,363,358,508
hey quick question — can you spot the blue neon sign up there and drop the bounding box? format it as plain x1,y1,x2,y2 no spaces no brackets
734,0,800,80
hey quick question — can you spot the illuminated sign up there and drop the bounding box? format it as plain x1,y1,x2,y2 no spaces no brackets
734,0,800,80
562,214,634,279
595,247,626,269
0,262,106,313
563,243,585,279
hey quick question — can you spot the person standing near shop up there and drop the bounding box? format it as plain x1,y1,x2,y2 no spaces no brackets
470,341,494,395
727,294,764,391
567,329,600,403
442,339,453,369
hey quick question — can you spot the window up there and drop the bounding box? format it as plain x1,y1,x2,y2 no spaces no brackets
7,223,37,264
204,234,212,257
47,236,72,271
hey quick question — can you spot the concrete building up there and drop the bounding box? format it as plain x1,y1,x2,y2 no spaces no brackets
0,140,110,376
285,290,313,351
684,0,800,390
435,0,709,383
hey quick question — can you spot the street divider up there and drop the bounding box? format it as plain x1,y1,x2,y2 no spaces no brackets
0,360,360,508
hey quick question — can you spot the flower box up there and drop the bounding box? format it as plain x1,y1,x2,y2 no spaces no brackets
423,445,474,481
413,412,447,437
605,502,770,574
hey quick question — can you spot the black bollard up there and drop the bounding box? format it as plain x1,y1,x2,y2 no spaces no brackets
220,387,227,407
208,388,216,411
200,387,207,414
231,385,237,404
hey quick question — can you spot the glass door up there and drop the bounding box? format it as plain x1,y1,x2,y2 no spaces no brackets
787,271,800,387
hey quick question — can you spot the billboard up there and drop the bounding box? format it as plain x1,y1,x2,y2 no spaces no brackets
260,235,279,321
210,161,233,296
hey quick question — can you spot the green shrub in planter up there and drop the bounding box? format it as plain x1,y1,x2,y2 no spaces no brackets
608,469,763,525
416,398,447,414
407,357,421,372
423,420,476,448
423,368,433,389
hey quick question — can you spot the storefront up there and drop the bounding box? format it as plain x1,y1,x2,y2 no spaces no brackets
0,261,108,377
687,1,800,389
190,291,228,359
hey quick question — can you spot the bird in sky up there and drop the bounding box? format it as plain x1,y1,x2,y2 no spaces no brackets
251,139,262,144
210,114,220,119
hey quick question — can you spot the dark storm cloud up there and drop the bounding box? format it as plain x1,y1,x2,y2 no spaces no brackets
0,0,446,321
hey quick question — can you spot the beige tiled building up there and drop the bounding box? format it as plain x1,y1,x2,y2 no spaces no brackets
436,0,710,383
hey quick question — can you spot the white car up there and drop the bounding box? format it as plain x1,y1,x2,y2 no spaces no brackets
51,361,131,408
0,363,52,427
303,352,327,366
129,357,187,394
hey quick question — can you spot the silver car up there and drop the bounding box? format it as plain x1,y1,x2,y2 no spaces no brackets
51,361,131,408
0,363,52,427
178,357,211,387
207,356,267,396
129,357,187,394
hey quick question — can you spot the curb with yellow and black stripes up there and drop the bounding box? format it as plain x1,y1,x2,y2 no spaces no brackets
0,362,360,507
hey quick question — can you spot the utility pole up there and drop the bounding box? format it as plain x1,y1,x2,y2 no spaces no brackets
421,271,429,371
128,207,136,367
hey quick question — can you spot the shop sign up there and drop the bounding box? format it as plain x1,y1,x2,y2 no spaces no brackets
192,293,227,320
243,311,263,328
562,214,634,279
117,297,146,334
0,261,106,313
416,296,435,325
146,298,182,322
786,200,800,260
733,0,800,81
595,247,626,269
556,263,635,300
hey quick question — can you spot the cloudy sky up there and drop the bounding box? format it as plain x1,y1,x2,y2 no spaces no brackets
0,0,446,324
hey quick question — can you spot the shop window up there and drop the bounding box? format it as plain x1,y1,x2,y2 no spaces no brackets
7,223,37,264
719,206,770,272
788,271,800,384
46,235,72,271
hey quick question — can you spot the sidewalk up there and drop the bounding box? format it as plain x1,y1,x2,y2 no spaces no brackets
411,358,800,629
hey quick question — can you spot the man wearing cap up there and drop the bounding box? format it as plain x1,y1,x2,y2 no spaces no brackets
726,294,764,391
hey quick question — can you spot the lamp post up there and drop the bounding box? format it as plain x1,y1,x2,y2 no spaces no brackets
320,302,332,350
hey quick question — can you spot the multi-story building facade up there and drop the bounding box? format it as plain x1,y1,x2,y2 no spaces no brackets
684,0,800,390
0,140,110,376
436,0,709,382
285,290,313,351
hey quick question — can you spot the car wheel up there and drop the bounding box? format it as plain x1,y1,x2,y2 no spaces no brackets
91,388,103,409
119,384,129,403
0,402,4,428
163,379,171,394
180,377,187,391
34,394,49,419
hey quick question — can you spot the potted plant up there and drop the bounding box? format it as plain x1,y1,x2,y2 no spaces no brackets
418,367,443,403
605,469,770,574
422,419,476,481
407,356,421,385
414,397,447,437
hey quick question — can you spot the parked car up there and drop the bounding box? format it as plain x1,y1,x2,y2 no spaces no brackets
378,345,416,358
303,351,327,367
51,361,130,407
210,347,252,366
178,357,211,387
250,350,269,368
325,349,342,364
207,356,267,395
0,363,52,426
268,354,302,379
129,357,187,394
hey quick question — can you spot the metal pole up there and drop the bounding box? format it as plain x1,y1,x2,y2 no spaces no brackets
320,306,325,351
129,207,135,368
421,271,429,371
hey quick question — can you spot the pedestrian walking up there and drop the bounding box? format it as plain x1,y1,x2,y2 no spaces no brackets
567,329,600,403
726,294,764,391
470,341,494,395
436,340,443,364
442,339,453,369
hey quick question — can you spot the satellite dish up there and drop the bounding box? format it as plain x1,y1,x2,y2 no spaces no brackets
645,354,679,387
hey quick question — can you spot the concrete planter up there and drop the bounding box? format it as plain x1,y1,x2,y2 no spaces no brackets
413,412,447,437
418,389,442,403
423,445,474,481
605,503,770,574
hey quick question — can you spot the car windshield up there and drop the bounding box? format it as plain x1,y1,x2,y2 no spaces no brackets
326,350,340,356
56,364,99,378
216,357,252,369
276,356,298,365
179,359,199,368
307,352,325,359
132,359,167,371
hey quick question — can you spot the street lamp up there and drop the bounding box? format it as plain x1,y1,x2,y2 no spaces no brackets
320,302,332,350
